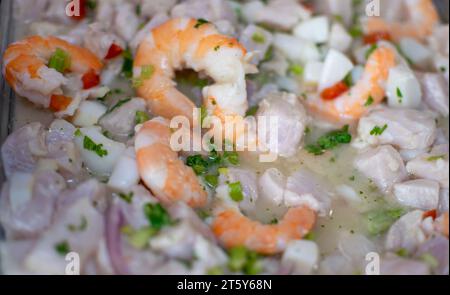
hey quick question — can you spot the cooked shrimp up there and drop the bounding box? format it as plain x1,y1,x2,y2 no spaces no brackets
365,0,439,42
3,36,103,111
134,17,251,122
212,206,316,254
135,117,207,208
305,45,396,122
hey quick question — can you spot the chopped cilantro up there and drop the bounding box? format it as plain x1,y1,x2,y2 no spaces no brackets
252,32,266,44
83,136,108,157
119,192,134,203
143,203,172,231
420,253,439,268
305,125,352,156
245,105,259,117
427,155,445,161
67,216,88,232
186,155,209,175
303,231,316,241
55,240,71,256
349,25,363,38
121,48,133,78
365,44,378,59
228,246,262,275
343,72,353,87
204,174,219,188
288,64,304,76
364,95,374,106
229,182,244,202
135,4,141,16
86,0,97,10
135,110,150,125
48,48,71,73
107,98,132,114
365,208,404,236
370,124,388,136
261,45,274,63
396,248,409,257
194,18,209,29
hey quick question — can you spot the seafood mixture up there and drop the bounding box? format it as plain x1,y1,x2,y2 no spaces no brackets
0,0,448,275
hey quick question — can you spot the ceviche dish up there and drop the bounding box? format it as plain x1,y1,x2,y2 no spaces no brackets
0,0,448,275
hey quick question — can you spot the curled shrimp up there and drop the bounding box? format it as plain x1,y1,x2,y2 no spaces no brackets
365,0,439,42
212,206,316,254
305,45,396,122
134,17,253,122
3,36,103,112
135,117,207,208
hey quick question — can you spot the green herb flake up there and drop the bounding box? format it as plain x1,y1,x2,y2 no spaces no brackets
48,48,71,73
83,136,108,157
396,87,403,103
396,87,403,98
223,151,239,166
427,155,446,162
303,232,316,241
194,18,209,29
365,44,378,59
229,181,244,202
135,4,141,16
420,253,439,268
87,0,97,10
214,45,221,51
333,14,344,24
269,218,278,224
343,72,353,87
121,48,133,79
288,64,304,76
306,125,352,156
349,25,363,38
140,65,154,80
126,227,157,249
204,174,219,189
370,124,388,136
227,246,262,275
107,98,132,114
67,216,88,232
261,45,274,63
251,32,266,44
135,110,150,125
396,248,409,257
74,129,82,137
186,155,209,175
245,105,259,117
143,203,172,231
364,95,374,106
119,192,134,204
365,208,404,236
55,240,71,256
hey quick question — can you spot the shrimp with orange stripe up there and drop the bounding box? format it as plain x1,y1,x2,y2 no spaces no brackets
133,17,255,206
212,202,316,255
2,35,103,115
364,0,439,42
305,45,397,122
133,17,256,123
